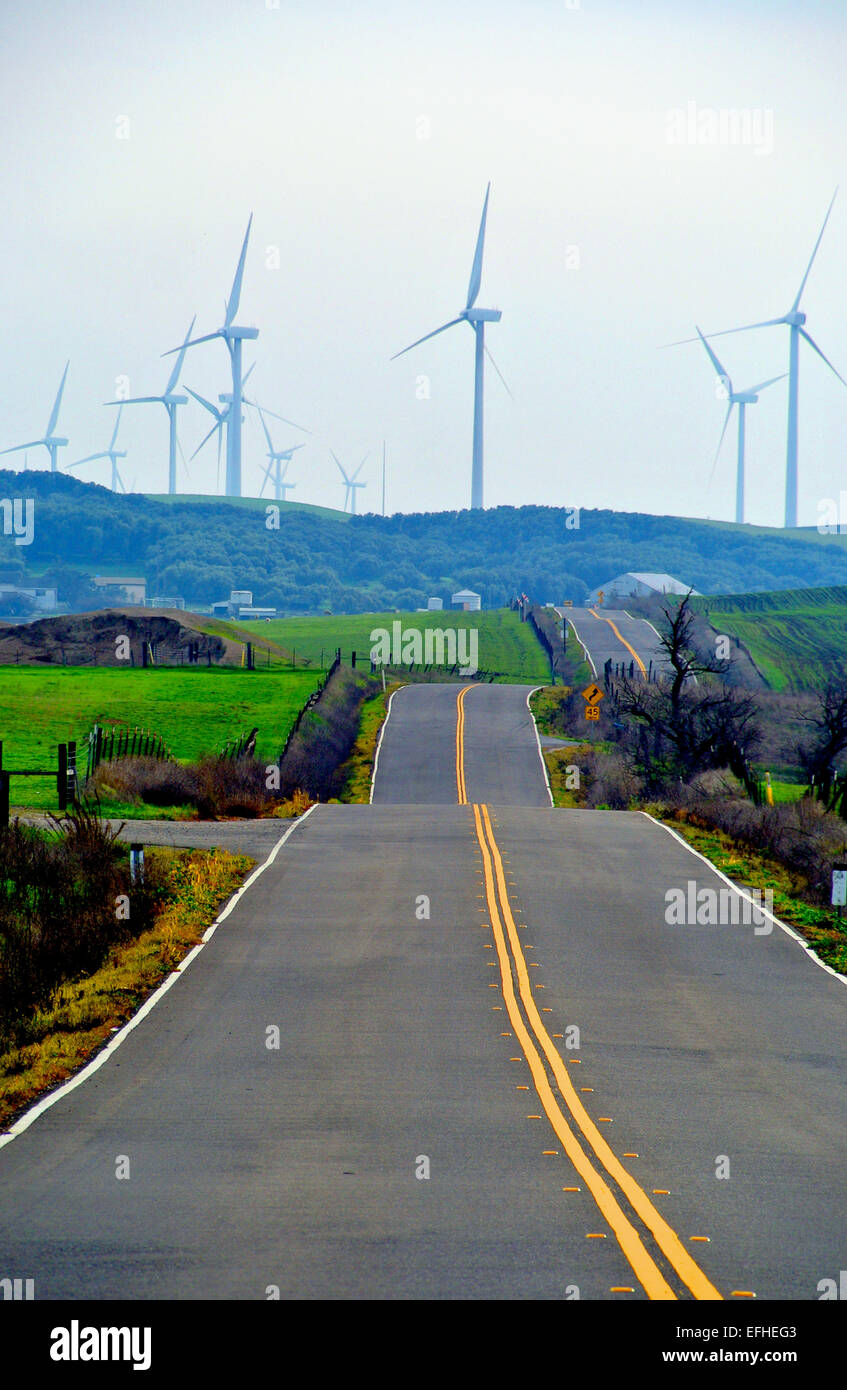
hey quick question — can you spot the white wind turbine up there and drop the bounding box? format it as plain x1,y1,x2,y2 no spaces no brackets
256,407,305,501
695,330,786,525
673,190,845,527
0,361,70,472
66,404,129,493
392,183,505,509
165,217,258,497
105,319,194,495
332,451,368,514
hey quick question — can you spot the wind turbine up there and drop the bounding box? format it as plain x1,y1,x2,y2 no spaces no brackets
186,370,254,493
105,319,194,495
256,407,305,501
66,404,128,493
695,329,786,524
332,451,368,514
0,361,70,472
392,183,502,510
676,191,845,528
165,217,258,497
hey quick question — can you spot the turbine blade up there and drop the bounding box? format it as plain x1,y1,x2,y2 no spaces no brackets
245,399,309,432
47,360,70,435
258,458,274,498
186,386,223,419
746,372,788,395
661,318,786,349
709,403,734,483
256,405,275,452
225,214,253,326
164,316,197,393
71,452,109,466
695,325,732,393
798,328,847,388
793,188,838,311
331,450,350,483
105,396,163,405
109,404,123,451
484,342,513,399
190,421,221,460
466,182,492,311
162,330,221,356
391,317,464,360
242,360,256,388
351,453,369,481
0,440,44,456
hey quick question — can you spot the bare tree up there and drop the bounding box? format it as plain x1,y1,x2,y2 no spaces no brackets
797,677,847,806
613,594,760,794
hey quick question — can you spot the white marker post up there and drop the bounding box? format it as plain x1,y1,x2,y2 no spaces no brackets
832,865,847,922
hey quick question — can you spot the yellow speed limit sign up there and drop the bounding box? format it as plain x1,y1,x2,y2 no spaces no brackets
585,705,600,721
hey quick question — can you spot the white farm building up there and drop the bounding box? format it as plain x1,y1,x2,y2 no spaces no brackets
587,572,699,606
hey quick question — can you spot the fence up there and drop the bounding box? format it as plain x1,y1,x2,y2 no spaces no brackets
83,723,174,789
0,739,78,826
277,651,342,764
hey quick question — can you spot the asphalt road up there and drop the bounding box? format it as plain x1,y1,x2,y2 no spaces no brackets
560,605,672,679
1,682,845,1301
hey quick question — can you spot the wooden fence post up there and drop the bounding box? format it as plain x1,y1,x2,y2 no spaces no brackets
57,743,68,812
0,770,9,828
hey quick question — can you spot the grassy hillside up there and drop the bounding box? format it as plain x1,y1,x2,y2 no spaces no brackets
239,608,551,683
11,470,847,616
691,586,847,691
0,666,321,809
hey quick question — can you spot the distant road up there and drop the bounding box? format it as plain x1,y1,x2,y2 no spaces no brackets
1,681,845,1301
558,606,671,679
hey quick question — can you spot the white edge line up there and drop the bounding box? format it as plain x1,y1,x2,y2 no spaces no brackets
562,615,597,677
526,686,555,808
0,806,318,1151
369,683,405,804
641,810,847,989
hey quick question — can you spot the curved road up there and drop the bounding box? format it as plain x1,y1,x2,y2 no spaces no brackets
560,605,671,679
0,682,845,1302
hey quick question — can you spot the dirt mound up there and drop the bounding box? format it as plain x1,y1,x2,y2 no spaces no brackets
0,608,239,667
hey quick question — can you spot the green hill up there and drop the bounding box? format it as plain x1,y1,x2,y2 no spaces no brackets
8,470,847,616
691,585,847,690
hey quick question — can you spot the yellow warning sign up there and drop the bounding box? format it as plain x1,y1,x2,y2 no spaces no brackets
581,683,604,706
585,705,600,721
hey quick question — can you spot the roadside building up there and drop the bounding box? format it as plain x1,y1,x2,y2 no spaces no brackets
587,572,700,606
451,588,481,611
93,575,147,605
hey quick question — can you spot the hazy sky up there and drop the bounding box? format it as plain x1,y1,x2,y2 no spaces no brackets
1,0,846,526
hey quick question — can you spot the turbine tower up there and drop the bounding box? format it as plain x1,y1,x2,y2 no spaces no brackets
392,183,501,509
67,404,128,493
683,191,845,528
106,319,194,495
0,361,70,472
332,451,368,514
695,330,786,524
166,217,258,497
256,407,305,501
186,368,255,493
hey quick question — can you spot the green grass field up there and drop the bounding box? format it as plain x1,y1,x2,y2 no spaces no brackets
691,585,847,691
239,608,551,683
0,666,321,810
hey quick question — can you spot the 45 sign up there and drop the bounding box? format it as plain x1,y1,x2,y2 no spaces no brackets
582,683,604,722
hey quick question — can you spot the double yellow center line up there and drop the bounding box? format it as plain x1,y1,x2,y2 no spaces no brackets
589,608,647,677
457,685,720,1300
456,685,472,804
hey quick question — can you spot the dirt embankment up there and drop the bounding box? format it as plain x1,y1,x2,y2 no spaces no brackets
0,609,239,666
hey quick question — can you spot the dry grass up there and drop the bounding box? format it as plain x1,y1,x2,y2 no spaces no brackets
0,846,250,1131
